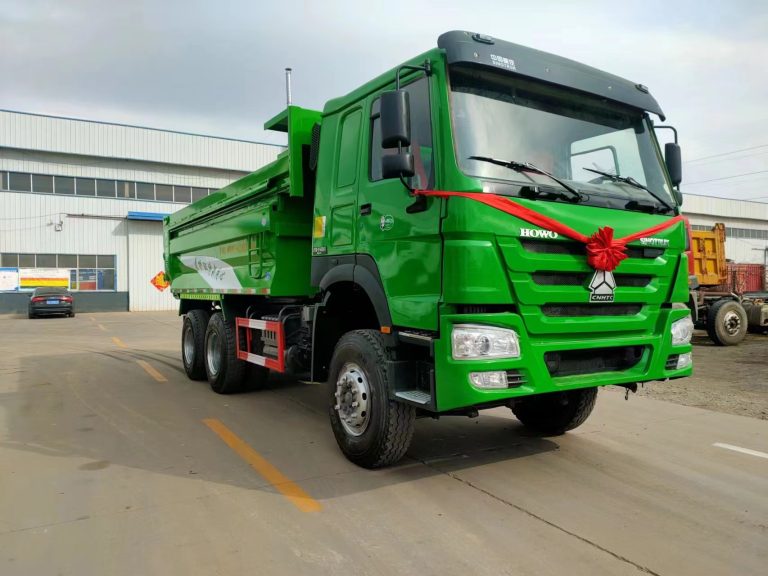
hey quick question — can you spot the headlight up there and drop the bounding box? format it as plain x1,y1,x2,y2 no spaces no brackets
671,315,694,345
451,324,520,360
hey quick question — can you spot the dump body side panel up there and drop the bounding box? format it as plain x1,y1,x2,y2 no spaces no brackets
164,107,320,298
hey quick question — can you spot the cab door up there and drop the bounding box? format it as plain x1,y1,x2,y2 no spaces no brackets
355,75,442,331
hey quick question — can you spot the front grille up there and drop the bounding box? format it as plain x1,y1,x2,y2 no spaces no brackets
505,370,527,387
665,355,679,370
532,272,651,288
542,304,643,317
545,346,645,377
521,239,663,259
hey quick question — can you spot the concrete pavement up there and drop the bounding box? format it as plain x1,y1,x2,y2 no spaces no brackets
0,312,766,575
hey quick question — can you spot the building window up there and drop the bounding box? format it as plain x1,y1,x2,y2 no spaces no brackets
8,172,32,192
32,174,54,194
2,169,214,203
174,186,191,203
117,181,135,199
18,254,35,267
155,184,173,202
36,254,57,267
76,178,96,196
136,182,155,200
55,176,75,195
57,254,77,268
0,253,117,292
192,187,208,202
97,179,116,197
78,255,97,268
1,253,19,267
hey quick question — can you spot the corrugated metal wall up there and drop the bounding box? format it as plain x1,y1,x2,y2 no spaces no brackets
127,221,176,311
0,148,245,190
0,110,283,172
684,194,768,265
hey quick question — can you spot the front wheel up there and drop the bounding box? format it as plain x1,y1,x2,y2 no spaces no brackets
511,388,597,435
328,330,415,468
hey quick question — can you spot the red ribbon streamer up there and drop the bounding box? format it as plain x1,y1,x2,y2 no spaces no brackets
414,190,684,272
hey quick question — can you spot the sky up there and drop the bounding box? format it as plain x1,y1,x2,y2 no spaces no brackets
1,0,767,200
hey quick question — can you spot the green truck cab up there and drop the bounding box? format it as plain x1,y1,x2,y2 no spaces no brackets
164,31,693,468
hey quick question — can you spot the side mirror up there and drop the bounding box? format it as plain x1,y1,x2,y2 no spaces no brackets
381,90,411,148
665,142,682,188
382,153,415,179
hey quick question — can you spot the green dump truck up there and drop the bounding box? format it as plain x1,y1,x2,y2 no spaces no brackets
164,31,693,468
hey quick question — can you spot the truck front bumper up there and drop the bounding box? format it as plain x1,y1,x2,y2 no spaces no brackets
433,307,692,412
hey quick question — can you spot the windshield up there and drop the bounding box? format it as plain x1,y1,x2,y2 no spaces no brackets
448,65,675,211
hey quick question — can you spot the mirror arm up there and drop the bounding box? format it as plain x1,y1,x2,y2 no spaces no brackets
394,60,432,90
655,125,678,144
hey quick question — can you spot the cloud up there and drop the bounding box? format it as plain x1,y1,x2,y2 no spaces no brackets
1,0,766,197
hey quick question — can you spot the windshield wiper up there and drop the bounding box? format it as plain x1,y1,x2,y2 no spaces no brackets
470,156,583,202
582,167,673,213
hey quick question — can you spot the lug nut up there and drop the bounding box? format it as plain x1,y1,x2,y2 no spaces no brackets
352,401,359,408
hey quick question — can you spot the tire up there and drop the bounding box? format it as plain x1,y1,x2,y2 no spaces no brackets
69,310,76,318
706,299,747,346
512,387,598,435
328,330,415,468
204,312,247,394
182,309,209,380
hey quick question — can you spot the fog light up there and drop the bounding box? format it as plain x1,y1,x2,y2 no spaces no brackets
676,352,692,369
469,371,508,389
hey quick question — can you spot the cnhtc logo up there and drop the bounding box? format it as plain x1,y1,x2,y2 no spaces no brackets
589,270,617,302
520,228,559,239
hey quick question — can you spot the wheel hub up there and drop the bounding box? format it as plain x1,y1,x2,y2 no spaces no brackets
206,331,221,376
723,311,742,335
183,324,195,365
334,362,371,437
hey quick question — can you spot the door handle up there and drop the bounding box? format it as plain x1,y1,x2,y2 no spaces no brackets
360,203,372,216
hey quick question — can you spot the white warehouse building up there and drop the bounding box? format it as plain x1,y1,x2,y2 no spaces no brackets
2,109,767,313
0,110,282,313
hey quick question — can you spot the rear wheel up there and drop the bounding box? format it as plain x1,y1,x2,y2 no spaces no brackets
512,388,597,435
328,330,415,468
706,299,747,346
182,309,209,380
204,312,247,394
69,310,76,318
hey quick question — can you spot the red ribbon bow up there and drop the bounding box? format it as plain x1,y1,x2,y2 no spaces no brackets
586,227,627,272
413,190,685,273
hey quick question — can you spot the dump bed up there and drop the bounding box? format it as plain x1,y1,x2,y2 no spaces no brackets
163,106,321,298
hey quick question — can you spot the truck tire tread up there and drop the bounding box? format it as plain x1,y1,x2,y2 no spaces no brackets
329,329,415,468
205,312,247,394
182,309,209,380
706,299,747,346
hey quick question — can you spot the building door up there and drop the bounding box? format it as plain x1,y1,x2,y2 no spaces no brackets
127,220,176,311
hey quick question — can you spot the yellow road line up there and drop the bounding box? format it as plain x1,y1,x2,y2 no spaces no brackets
203,418,322,513
97,323,107,332
112,337,128,348
136,359,167,382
